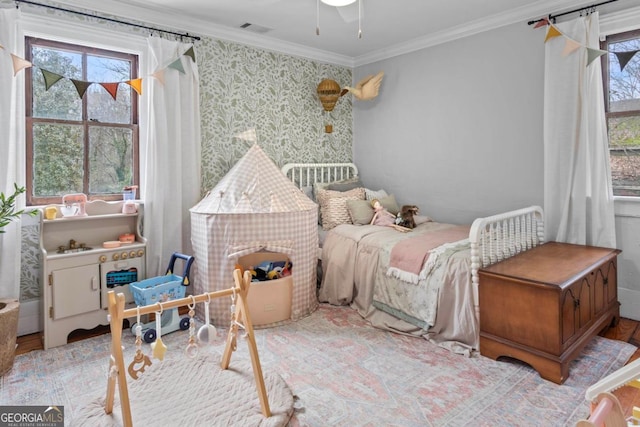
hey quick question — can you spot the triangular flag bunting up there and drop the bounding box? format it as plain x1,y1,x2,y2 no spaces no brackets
167,57,185,74
151,70,165,86
99,82,119,100
12,55,32,76
534,18,549,29
562,38,582,57
586,47,607,66
70,79,92,99
126,78,143,95
614,50,639,72
40,68,63,89
544,25,563,43
183,46,196,62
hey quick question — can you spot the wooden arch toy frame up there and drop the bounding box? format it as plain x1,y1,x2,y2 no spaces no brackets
104,269,270,427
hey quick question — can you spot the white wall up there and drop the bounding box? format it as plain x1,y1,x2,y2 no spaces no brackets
353,20,640,320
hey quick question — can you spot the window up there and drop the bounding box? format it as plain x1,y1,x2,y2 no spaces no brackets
25,37,139,206
602,29,640,197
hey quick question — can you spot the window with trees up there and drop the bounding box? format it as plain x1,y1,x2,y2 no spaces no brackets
601,29,640,197
25,37,139,206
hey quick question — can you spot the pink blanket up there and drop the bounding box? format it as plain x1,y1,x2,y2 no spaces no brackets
387,225,470,284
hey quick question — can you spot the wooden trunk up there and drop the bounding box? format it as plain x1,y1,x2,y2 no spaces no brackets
478,242,620,384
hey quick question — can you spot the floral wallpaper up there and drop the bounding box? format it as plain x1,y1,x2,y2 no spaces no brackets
196,39,352,193
17,5,353,302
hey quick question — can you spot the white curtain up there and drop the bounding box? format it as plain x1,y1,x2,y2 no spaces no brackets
0,9,25,300
543,12,616,248
143,37,201,276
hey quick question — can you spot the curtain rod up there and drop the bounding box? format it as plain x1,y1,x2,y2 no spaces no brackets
527,0,619,25
14,0,201,41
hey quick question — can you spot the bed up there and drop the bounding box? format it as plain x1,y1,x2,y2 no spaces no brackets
282,162,544,355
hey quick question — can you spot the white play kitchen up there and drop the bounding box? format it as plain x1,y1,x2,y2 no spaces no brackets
40,195,146,349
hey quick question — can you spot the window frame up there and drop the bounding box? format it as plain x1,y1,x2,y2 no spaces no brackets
601,28,640,197
24,36,140,206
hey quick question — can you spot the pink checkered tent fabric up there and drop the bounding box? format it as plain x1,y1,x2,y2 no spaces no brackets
190,144,319,326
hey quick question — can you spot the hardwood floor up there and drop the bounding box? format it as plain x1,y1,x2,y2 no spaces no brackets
14,315,640,419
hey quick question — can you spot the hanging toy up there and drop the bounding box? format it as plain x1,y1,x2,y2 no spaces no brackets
150,305,167,361
228,288,238,352
128,306,152,379
197,293,217,346
185,295,199,358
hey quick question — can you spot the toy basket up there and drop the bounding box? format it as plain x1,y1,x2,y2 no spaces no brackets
129,253,194,306
130,275,186,306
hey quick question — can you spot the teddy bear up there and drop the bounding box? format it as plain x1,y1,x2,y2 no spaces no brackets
396,205,419,229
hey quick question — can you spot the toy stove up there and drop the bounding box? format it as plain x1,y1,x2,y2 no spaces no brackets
62,193,87,216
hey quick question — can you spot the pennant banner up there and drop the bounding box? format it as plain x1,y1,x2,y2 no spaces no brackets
538,22,636,69
11,54,32,76
126,78,143,95
544,25,563,43
41,68,63,89
167,57,185,74
587,47,607,66
151,70,165,86
614,50,639,72
99,82,119,100
1,44,196,99
183,46,196,62
71,79,92,98
562,38,582,57
533,18,549,29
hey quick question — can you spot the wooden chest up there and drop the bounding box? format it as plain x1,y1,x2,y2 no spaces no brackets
478,242,620,384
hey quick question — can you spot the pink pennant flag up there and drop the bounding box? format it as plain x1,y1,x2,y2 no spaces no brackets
562,38,582,57
534,18,549,29
11,54,32,76
99,82,119,100
151,70,165,86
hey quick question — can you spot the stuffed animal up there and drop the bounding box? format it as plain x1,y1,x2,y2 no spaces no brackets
397,205,419,229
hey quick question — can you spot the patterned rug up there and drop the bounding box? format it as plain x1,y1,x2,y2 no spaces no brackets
1,304,636,426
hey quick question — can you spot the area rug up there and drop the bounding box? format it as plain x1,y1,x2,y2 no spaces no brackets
1,304,636,426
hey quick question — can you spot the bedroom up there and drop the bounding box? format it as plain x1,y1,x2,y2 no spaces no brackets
1,0,640,425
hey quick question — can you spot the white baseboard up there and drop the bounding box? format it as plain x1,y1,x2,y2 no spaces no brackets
619,287,640,321
17,299,41,336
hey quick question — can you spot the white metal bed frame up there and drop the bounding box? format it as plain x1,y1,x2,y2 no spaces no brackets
281,162,359,188
282,162,545,319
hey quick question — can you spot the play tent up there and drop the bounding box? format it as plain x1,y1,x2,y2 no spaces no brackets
190,144,318,326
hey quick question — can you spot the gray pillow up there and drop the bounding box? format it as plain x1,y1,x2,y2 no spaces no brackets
346,199,374,225
378,194,400,215
327,178,363,192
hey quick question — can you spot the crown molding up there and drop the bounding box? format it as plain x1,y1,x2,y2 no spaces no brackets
353,0,598,66
13,0,633,69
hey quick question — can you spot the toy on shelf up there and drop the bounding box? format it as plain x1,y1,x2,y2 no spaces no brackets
61,193,87,217
129,253,195,343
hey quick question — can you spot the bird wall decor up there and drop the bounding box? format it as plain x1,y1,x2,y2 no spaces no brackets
342,71,384,101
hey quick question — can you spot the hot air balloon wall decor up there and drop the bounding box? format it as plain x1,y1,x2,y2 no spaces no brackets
316,79,347,133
